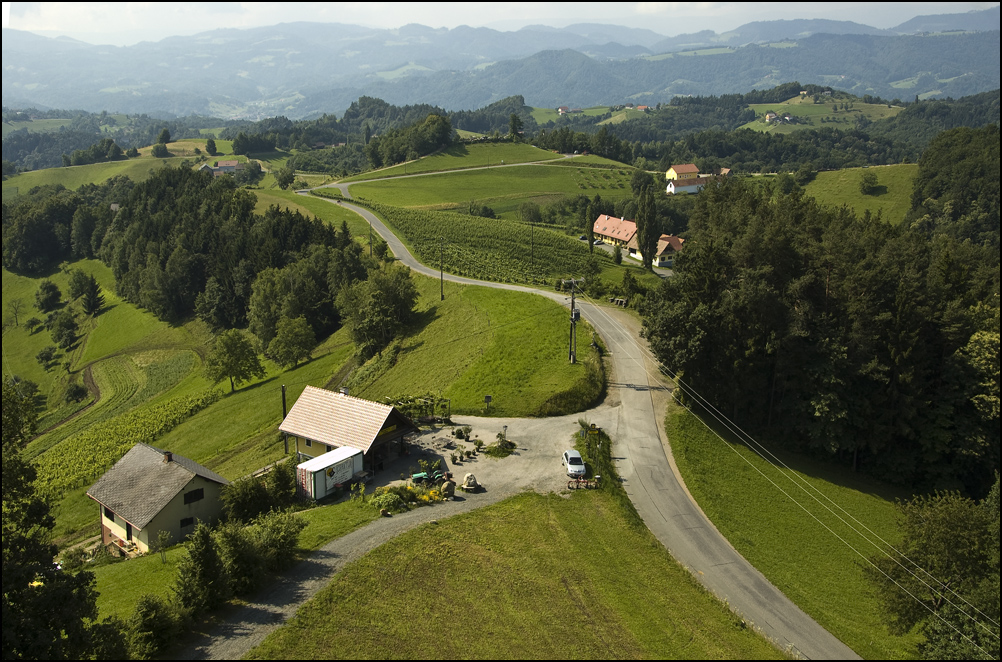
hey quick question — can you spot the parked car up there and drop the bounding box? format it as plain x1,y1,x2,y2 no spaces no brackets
562,450,586,477
579,235,588,240
592,239,604,245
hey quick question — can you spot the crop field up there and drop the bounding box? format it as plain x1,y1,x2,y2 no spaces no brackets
804,164,918,224
359,201,600,284
740,96,903,134
348,163,632,216
248,491,784,660
666,406,920,659
351,275,602,417
340,142,561,182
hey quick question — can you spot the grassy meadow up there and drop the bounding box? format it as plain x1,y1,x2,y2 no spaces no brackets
351,276,603,417
666,405,921,659
740,96,903,134
529,105,614,124
349,163,633,217
340,142,561,182
92,499,379,622
247,491,785,660
803,164,918,224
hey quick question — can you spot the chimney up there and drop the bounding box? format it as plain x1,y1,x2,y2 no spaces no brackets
340,387,349,396
163,451,173,463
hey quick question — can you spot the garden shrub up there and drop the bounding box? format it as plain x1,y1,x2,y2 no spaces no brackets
127,593,178,660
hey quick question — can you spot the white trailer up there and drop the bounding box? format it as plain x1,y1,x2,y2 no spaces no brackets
296,447,364,500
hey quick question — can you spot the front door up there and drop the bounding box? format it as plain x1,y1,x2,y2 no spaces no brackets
125,522,132,541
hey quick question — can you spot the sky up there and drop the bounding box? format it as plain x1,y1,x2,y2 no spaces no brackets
2,2,999,46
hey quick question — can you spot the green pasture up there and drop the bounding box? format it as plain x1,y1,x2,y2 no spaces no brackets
598,108,649,125
340,142,561,182
352,275,601,417
454,129,484,139
248,491,784,660
740,97,902,133
2,118,74,138
3,157,179,195
376,62,433,79
529,106,614,124
349,163,632,216
91,499,379,622
666,406,921,659
259,189,371,239
804,164,918,224
544,154,633,168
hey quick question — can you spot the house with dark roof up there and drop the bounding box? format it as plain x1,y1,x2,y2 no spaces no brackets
279,386,417,472
86,444,229,554
592,214,637,247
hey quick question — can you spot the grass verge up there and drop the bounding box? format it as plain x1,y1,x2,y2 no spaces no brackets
665,404,921,659
246,490,784,660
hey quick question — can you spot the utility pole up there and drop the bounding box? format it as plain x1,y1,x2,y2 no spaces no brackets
369,220,373,258
565,279,581,363
530,220,534,275
281,384,288,453
440,236,445,301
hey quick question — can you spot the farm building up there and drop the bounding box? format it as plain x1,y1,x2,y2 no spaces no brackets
280,386,417,473
666,177,716,195
627,233,686,267
666,163,700,180
592,214,637,246
86,444,229,554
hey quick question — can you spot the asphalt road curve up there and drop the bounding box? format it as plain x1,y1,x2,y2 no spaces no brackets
295,193,860,659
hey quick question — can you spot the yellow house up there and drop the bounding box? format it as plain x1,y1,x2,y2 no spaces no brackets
86,444,229,554
666,163,700,180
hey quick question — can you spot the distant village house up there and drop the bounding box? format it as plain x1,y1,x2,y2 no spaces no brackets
592,214,637,247
664,163,731,195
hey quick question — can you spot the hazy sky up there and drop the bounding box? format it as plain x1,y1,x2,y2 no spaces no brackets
2,2,999,46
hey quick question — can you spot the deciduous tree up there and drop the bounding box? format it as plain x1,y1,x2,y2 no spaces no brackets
204,329,266,393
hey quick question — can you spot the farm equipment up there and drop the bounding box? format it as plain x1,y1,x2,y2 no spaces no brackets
411,470,446,485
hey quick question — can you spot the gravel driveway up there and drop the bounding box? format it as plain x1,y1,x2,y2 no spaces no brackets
179,407,623,660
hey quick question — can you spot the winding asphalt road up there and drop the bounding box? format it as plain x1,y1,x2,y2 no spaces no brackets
297,190,859,659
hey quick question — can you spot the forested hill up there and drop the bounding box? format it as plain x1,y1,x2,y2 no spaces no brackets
643,124,1000,497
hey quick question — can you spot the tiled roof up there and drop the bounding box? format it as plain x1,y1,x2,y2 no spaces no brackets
593,214,637,242
279,386,410,453
86,444,228,529
668,163,699,175
657,234,685,255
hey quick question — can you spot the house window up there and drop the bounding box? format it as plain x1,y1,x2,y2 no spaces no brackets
180,517,194,528
183,488,204,505
305,438,312,447
104,506,115,522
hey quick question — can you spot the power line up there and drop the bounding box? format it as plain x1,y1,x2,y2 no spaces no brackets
573,289,999,653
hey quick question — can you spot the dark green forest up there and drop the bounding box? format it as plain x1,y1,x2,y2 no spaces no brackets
642,125,1000,495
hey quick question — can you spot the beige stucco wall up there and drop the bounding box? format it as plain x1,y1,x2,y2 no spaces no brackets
98,475,226,553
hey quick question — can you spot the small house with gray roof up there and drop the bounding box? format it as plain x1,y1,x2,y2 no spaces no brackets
86,444,229,554
279,386,417,473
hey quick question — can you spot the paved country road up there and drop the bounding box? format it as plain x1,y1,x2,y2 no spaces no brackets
180,191,859,659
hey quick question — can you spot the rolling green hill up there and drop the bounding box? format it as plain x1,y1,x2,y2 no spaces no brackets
803,164,918,224
740,95,903,134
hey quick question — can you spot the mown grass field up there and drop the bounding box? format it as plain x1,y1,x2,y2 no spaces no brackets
351,276,602,417
529,105,613,124
665,405,921,659
740,96,903,134
804,164,918,224
349,163,632,217
247,491,785,660
340,142,561,182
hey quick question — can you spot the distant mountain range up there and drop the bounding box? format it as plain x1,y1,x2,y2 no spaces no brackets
2,7,999,119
